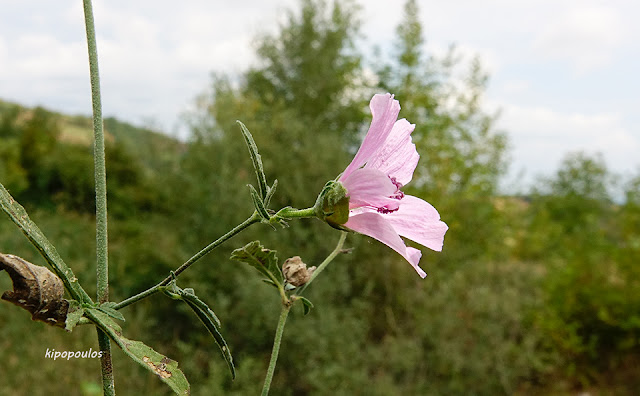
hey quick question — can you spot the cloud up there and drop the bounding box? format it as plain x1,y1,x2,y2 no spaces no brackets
498,103,639,178
533,5,626,73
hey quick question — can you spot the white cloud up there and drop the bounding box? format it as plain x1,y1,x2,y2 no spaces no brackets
533,5,626,73
498,104,639,178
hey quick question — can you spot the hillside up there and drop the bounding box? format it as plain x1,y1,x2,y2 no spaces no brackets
0,99,183,215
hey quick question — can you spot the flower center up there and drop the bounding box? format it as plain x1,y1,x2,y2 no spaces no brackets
377,177,404,214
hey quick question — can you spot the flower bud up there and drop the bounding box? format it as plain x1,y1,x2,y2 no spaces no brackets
282,256,316,287
313,180,349,228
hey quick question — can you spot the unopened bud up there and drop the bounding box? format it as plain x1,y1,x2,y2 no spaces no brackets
282,256,316,287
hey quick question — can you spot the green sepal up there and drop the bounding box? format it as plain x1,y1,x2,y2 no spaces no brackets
230,241,284,286
313,180,350,227
85,308,190,395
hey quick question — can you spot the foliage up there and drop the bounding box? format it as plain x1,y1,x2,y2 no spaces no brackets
1,0,638,395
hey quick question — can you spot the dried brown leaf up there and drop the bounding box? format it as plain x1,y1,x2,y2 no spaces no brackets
0,252,69,327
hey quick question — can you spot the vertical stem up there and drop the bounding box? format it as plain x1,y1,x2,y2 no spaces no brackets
261,304,291,396
82,1,113,394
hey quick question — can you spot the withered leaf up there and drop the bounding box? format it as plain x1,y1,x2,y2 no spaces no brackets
0,252,69,328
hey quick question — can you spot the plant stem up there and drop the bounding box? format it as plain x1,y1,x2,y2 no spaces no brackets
113,212,261,310
83,0,108,303
296,231,347,295
82,1,113,394
97,331,114,395
261,303,291,396
261,232,348,395
274,206,316,219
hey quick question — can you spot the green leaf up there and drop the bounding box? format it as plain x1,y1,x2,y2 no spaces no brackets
298,296,314,315
249,184,271,221
264,179,278,207
0,182,93,304
65,300,85,332
181,298,234,379
160,283,235,379
237,121,268,201
98,302,126,322
85,308,190,395
230,241,284,285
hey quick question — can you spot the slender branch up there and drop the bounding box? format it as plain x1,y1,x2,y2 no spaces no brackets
296,231,347,295
82,1,113,394
113,212,261,310
82,0,109,304
261,232,348,395
261,304,291,396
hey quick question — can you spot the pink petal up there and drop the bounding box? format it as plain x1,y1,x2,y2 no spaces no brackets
341,94,400,179
345,211,427,278
341,168,400,211
385,195,449,251
366,118,419,186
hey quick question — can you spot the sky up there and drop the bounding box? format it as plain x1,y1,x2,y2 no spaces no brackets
1,0,639,190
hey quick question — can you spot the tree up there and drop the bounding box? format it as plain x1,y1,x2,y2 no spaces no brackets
377,0,508,201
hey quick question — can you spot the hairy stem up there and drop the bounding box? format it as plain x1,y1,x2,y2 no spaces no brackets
261,232,348,395
296,231,347,295
274,206,316,219
82,0,113,394
261,304,291,396
113,212,261,310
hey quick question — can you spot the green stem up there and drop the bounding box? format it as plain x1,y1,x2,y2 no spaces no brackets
296,231,347,295
96,329,114,395
113,212,261,310
261,304,291,396
83,0,108,303
274,206,316,219
82,1,113,394
261,232,348,395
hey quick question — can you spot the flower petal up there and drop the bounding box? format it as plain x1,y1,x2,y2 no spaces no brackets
366,118,419,186
345,211,427,278
341,94,400,179
385,195,449,251
342,168,400,211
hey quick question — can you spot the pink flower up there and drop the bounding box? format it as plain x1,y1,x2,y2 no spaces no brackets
339,93,448,278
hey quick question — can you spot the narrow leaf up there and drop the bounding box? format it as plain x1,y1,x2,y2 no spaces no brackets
237,121,268,200
160,283,235,378
180,288,221,329
182,298,235,379
98,302,126,322
249,184,270,221
85,309,190,395
0,183,92,304
264,179,278,207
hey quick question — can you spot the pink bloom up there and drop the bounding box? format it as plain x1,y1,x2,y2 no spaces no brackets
339,93,448,278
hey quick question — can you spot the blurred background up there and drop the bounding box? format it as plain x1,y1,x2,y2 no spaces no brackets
1,0,639,394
